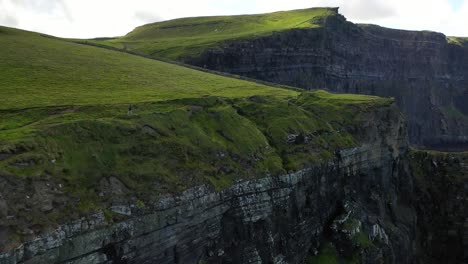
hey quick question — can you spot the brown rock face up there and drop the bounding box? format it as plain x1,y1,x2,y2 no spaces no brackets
187,13,468,150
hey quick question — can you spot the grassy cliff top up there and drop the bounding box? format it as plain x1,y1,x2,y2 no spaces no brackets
89,7,338,60
0,24,393,247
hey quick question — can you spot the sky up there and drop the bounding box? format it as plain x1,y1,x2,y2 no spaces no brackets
0,0,467,38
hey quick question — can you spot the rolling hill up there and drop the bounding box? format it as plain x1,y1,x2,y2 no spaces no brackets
86,7,336,60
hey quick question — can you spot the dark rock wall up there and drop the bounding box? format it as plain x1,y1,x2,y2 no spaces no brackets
187,14,468,149
408,151,468,264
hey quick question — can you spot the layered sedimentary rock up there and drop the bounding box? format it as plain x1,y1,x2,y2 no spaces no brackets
0,103,417,263
187,9,468,149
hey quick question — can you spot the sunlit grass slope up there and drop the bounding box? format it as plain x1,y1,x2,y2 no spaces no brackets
0,26,295,110
91,7,337,60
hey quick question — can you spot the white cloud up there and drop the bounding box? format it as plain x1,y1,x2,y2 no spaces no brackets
0,0,466,38
312,0,468,36
337,0,397,20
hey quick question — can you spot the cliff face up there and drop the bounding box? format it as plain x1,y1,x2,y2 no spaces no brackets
187,13,468,149
408,151,468,264
1,103,417,264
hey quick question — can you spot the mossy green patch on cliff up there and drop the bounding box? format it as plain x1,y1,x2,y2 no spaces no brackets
89,8,338,60
353,231,373,249
232,92,392,170
441,105,467,120
306,243,339,264
409,149,468,183
448,37,468,47
306,236,372,264
0,91,389,186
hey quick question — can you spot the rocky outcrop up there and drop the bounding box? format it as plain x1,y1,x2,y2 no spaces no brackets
0,103,416,263
187,10,468,149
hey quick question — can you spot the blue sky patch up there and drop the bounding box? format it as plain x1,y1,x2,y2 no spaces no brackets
449,0,464,10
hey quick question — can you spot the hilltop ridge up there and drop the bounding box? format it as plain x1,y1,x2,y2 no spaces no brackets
91,7,340,59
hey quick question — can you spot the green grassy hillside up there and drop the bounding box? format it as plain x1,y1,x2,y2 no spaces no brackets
0,25,392,246
0,26,295,111
88,7,337,60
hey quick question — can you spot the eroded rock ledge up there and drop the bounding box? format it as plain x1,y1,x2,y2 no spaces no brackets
1,113,413,263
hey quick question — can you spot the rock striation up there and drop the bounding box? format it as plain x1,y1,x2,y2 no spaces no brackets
186,10,468,149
